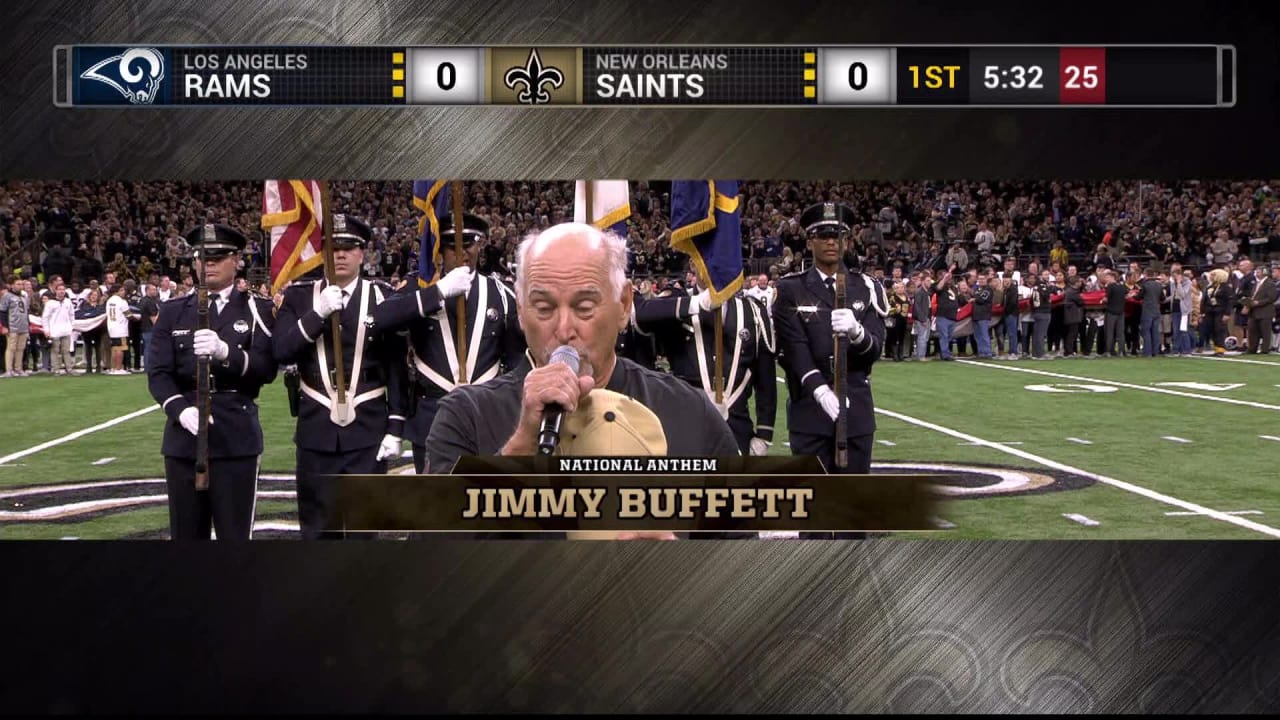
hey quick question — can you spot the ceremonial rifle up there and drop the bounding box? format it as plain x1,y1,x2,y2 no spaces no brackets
193,248,212,490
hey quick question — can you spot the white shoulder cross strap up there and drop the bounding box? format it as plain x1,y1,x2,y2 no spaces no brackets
691,297,751,420
300,279,386,426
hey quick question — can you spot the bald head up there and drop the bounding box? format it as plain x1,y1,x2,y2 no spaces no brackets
514,222,632,387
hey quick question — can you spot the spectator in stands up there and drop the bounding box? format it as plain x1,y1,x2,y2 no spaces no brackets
1137,268,1166,356
138,283,160,369
41,277,75,374
76,287,106,373
885,280,910,361
912,271,932,361
105,283,132,374
1,276,30,376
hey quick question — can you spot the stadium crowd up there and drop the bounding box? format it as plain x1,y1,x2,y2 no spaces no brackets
2,179,1278,375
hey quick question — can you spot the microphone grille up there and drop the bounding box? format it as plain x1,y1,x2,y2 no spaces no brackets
549,345,580,374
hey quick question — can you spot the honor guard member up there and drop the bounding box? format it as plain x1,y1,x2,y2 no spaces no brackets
369,212,527,473
616,286,658,371
634,274,777,455
774,202,887,475
272,214,410,539
147,224,278,541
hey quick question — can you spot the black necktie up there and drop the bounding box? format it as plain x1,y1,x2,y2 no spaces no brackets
824,276,835,298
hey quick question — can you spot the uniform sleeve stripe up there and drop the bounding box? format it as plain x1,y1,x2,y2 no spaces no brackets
416,291,425,318
388,415,406,421
162,395,182,410
757,425,774,431
298,318,316,342
801,369,820,383
240,350,250,377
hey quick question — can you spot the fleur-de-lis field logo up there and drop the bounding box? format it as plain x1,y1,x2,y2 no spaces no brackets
503,48,564,105
80,48,165,105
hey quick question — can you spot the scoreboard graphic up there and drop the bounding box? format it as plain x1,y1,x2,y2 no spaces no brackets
53,45,1236,108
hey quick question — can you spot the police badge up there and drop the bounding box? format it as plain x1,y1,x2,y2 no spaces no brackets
853,300,866,313
738,327,751,341
233,319,249,334
486,307,499,321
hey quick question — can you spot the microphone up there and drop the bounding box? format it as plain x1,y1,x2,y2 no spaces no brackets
537,345,581,456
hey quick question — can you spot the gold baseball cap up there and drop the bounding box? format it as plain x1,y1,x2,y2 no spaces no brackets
558,388,668,540
557,388,668,456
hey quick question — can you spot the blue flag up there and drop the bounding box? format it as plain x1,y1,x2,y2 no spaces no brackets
412,180,450,288
670,180,743,305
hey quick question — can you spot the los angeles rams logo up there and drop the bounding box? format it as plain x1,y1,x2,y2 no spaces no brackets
80,48,165,105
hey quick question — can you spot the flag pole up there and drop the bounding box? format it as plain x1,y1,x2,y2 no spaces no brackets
319,181,347,407
451,180,468,385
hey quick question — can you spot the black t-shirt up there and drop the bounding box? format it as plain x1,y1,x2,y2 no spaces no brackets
426,357,740,474
1032,283,1055,315
934,286,959,321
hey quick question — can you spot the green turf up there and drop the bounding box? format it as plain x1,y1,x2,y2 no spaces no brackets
1,352,1277,540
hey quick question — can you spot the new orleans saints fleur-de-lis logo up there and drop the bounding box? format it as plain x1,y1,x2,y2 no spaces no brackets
503,48,564,104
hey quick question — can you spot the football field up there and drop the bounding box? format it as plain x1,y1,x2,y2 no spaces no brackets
1,353,1277,540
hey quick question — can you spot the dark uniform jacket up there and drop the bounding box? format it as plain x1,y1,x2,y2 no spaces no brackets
426,356,740,473
634,291,777,442
369,273,526,445
772,267,886,438
147,289,278,459
273,278,410,453
615,289,658,370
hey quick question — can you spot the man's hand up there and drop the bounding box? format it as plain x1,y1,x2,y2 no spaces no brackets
178,407,213,436
501,361,595,455
749,437,771,456
830,308,865,342
437,266,474,299
315,285,344,318
812,384,844,422
375,434,402,462
192,329,229,361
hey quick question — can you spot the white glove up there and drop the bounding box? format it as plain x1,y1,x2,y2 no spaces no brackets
749,437,771,456
375,434,402,462
812,384,845,422
831,308,865,342
177,406,213,436
686,288,713,316
315,285,344,318
437,266,474,299
192,329,229,361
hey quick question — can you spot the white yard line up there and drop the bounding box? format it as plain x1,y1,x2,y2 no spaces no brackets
0,406,159,466
1063,513,1100,527
957,360,1280,411
1189,354,1280,367
874,406,1280,539
1161,436,1193,444
1066,437,1093,445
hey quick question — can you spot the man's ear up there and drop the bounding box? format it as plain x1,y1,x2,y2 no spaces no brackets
619,279,634,333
